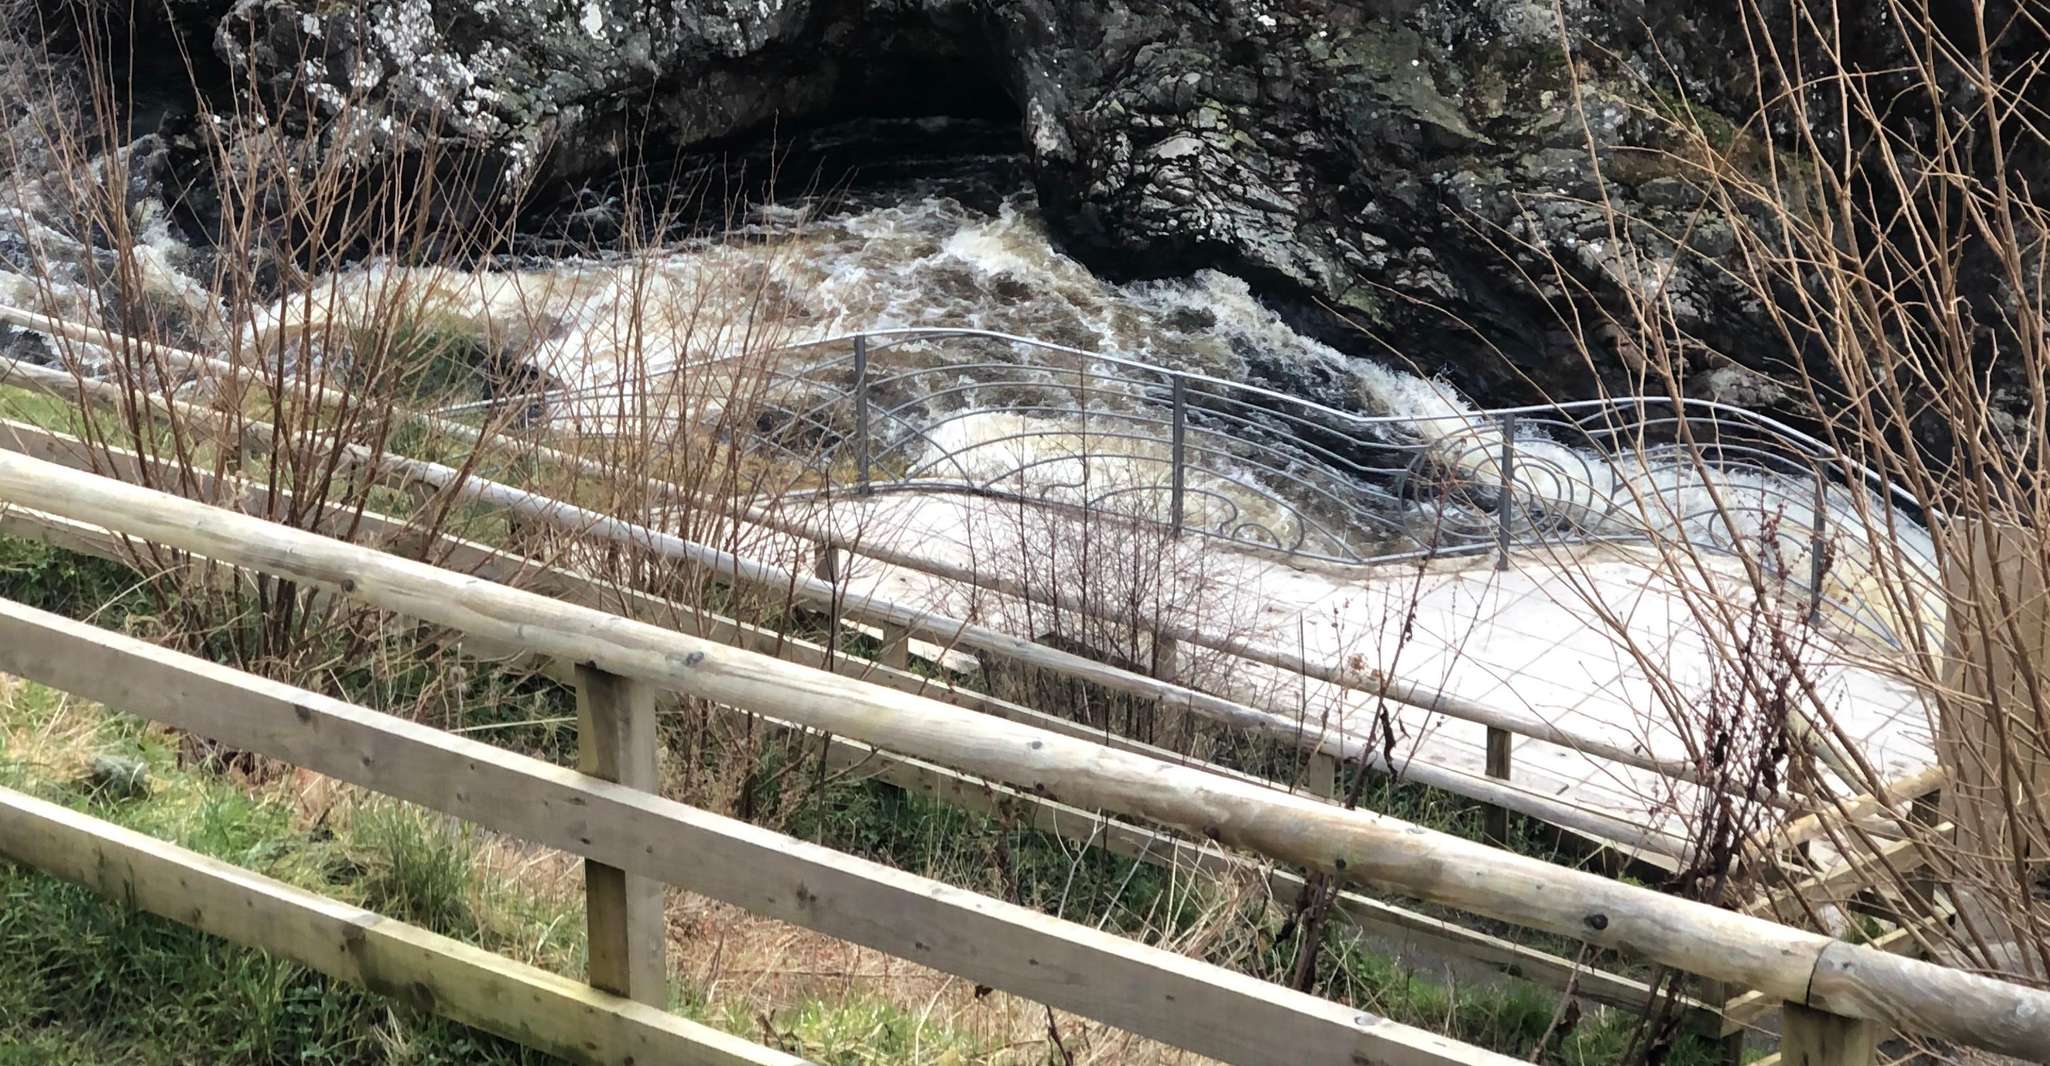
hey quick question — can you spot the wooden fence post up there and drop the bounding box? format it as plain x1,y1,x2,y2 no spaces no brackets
1939,520,2050,959
879,623,911,670
1152,634,1181,683
813,544,841,585
1484,726,1513,845
1908,787,1944,911
813,545,844,638
1307,751,1339,800
1707,985,1748,1066
1143,634,1184,749
575,663,667,1007
1778,1001,1877,1066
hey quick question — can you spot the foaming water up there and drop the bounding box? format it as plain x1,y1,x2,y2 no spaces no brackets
776,194,1277,375
0,145,219,360
1,148,1934,628
242,193,1288,388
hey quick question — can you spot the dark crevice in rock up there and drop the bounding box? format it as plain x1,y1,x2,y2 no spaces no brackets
29,0,235,141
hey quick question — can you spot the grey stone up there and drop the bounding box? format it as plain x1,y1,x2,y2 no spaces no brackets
1637,176,1702,208
83,754,152,800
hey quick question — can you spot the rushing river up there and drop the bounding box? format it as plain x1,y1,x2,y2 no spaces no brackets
213,123,1485,560
0,117,1934,629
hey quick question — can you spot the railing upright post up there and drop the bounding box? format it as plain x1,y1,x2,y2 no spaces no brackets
574,664,667,1008
1306,750,1338,800
880,622,911,670
853,334,872,494
1170,375,1187,536
1152,633,1181,682
1808,474,1828,625
1495,413,1518,571
1484,726,1513,844
1908,786,1944,913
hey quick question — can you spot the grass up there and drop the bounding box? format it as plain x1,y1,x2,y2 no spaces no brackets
0,670,1043,1064
0,383,86,434
735,996,985,1065
0,536,150,624
789,775,1727,1064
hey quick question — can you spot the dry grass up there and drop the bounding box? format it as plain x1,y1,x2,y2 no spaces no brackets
667,898,1219,1066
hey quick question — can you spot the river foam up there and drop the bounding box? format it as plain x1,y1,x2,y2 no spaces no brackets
0,160,1935,637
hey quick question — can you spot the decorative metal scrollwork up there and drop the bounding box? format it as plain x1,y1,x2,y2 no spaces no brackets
494,325,1935,644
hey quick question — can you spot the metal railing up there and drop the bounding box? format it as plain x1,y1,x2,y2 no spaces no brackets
473,326,1938,639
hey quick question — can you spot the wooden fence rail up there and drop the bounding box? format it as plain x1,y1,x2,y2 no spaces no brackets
4,450,2048,1061
0,417,1718,1026
0,409,1995,1053
0,596,1511,1066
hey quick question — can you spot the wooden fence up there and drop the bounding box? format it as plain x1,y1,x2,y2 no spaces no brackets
0,415,1719,1025
0,331,2009,1057
2,443,2049,1063
0,385,1992,1055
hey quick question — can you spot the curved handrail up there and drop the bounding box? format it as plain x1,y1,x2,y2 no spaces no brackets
625,326,1919,502
485,324,1924,510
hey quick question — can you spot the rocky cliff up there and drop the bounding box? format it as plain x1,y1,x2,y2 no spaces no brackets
25,0,2047,437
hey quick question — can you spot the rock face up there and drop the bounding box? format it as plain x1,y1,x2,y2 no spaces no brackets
38,0,2046,426
191,0,1012,207
1014,0,1664,403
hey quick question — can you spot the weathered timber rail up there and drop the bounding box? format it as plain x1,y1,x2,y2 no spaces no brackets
0,599,1519,1066
0,415,1725,1027
0,353,1704,855
1,452,2046,1063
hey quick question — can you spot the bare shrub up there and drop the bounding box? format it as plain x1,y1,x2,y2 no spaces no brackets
0,11,815,766
944,463,1263,758
1471,0,2050,1040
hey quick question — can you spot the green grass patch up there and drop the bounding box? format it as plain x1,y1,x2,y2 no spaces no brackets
0,681,564,1064
0,383,88,435
0,538,150,624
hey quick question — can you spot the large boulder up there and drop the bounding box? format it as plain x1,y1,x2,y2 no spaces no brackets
171,0,1701,402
